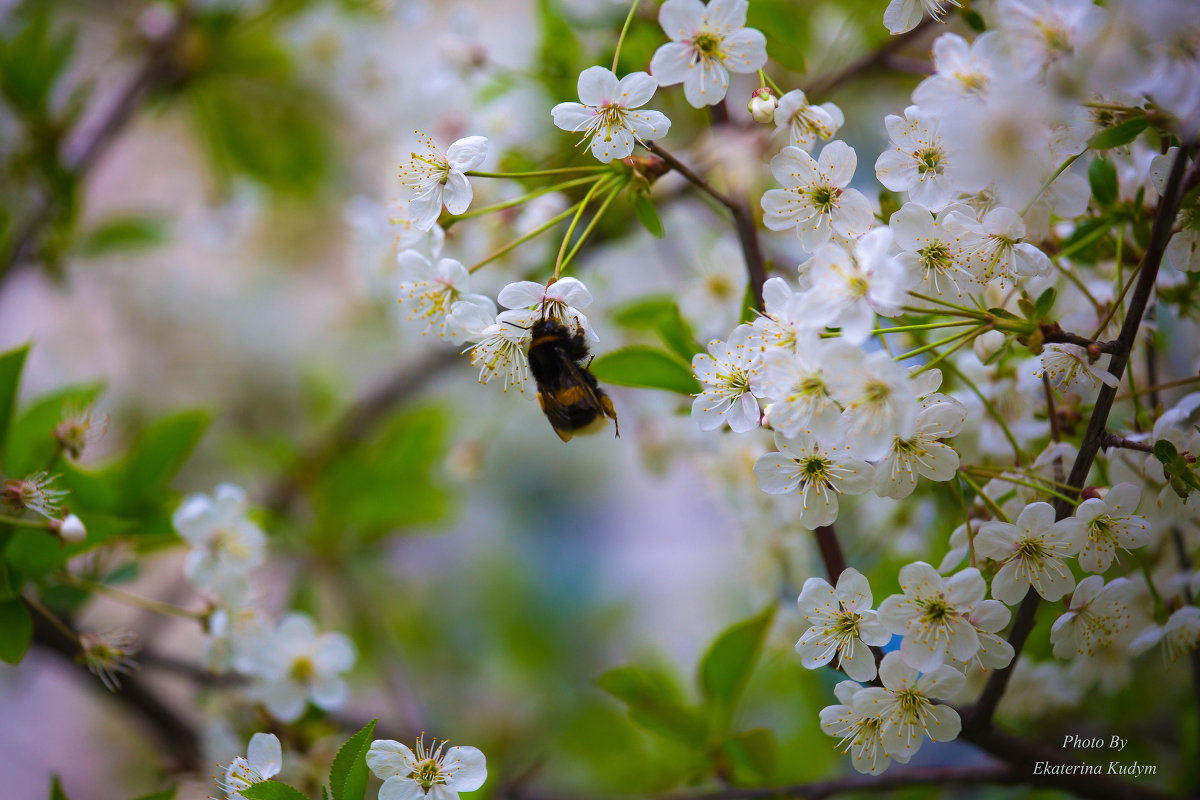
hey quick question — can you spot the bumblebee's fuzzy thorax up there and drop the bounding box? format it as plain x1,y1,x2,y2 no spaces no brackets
526,316,618,442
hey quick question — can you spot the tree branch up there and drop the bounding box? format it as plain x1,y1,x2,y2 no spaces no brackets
643,142,766,311
967,143,1195,731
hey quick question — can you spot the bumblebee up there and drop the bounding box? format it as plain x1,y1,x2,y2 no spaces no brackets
527,315,619,442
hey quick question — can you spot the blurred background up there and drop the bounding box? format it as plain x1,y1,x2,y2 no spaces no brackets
0,1,1190,799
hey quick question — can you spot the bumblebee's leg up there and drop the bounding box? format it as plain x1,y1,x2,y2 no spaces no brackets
600,393,619,438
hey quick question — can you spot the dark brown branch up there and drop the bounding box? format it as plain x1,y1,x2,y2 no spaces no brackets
643,142,766,311
1040,323,1119,353
1,13,190,285
657,765,1020,800
967,143,1195,732
27,600,202,771
264,348,458,514
814,525,847,581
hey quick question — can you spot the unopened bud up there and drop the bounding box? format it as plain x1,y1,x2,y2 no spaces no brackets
974,330,1007,362
748,87,777,124
55,513,87,544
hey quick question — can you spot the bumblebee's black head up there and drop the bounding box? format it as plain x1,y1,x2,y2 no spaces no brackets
530,317,569,339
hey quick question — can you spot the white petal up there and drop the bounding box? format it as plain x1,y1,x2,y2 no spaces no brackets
443,746,488,791
445,136,488,172
659,0,705,40
552,102,595,132
649,41,695,87
367,741,418,779
683,58,729,107
577,66,620,107
379,776,426,800
310,676,350,710
442,171,474,215
617,71,658,108
721,28,767,73
247,733,282,779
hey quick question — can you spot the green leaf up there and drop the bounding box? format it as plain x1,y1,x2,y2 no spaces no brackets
699,605,776,717
6,514,127,578
240,782,311,800
0,343,31,472
1154,439,1180,464
119,411,210,514
656,306,703,363
1088,158,1118,206
1088,117,1148,150
535,0,583,100
5,382,104,476
721,728,778,784
0,4,77,117
632,192,664,238
963,9,987,31
0,598,33,664
591,346,700,395
314,406,449,543
1034,287,1057,319
329,719,376,800
131,787,177,800
48,775,70,800
746,0,808,73
76,215,170,258
597,666,708,747
612,297,678,329
322,788,329,800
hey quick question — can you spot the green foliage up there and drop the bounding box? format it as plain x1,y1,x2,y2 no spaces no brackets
240,781,312,800
699,605,776,719
130,788,177,800
720,727,778,784
0,2,77,119
187,13,334,194
591,346,700,394
76,215,171,258
535,0,585,101
1154,439,1200,498
596,666,709,747
5,382,103,476
1088,158,1118,206
0,343,31,472
0,599,32,664
1088,117,1148,150
312,406,449,546
47,775,69,800
329,719,377,800
120,411,212,516
632,192,665,238
747,0,809,73
612,297,703,362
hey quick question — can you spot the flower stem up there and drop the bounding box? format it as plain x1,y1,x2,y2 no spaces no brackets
561,179,626,271
465,167,607,179
904,291,990,318
917,324,985,374
0,513,52,529
63,575,206,621
962,468,1079,507
957,471,1011,523
942,360,1026,465
469,199,586,273
757,69,782,94
895,324,986,361
554,176,616,279
444,176,600,228
1020,151,1083,217
611,0,641,73
872,319,981,334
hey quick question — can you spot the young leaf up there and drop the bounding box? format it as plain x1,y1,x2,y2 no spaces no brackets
119,410,211,513
597,666,708,746
240,781,311,800
590,346,700,395
698,605,776,717
5,382,104,476
0,598,33,664
1088,117,1148,150
0,343,31,471
632,192,664,238
76,215,170,258
656,306,703,363
721,728,778,784
1088,157,1118,206
329,719,377,800
131,788,177,800
47,775,70,800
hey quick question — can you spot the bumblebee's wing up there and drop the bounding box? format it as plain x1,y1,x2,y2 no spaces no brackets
536,388,577,442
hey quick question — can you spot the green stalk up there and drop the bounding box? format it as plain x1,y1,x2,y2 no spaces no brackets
444,176,600,228
561,180,626,270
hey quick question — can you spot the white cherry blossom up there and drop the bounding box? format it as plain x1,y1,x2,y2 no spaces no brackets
396,250,495,338
248,613,357,722
828,348,920,461
497,276,596,340
949,205,1051,286
773,90,844,151
1074,483,1151,573
883,0,960,35
221,733,282,800
795,228,910,344
649,0,767,107
1033,343,1119,393
875,106,962,211
172,484,265,604
399,134,488,231
890,202,982,305
552,67,670,163
851,652,964,760
795,568,891,681
1050,575,1140,659
367,736,487,800
872,399,966,499
976,501,1087,604
761,141,874,250
820,681,909,775
877,563,985,671
752,430,874,528
691,324,761,432
750,334,845,439
912,32,1009,114
1130,606,1200,665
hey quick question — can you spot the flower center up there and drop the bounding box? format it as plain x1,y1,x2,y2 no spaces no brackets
1017,537,1046,561
797,454,831,483
918,241,954,274
411,758,446,790
810,185,840,212
915,147,943,175
863,379,890,405
921,597,951,623
692,31,723,60
833,610,862,638
290,656,316,683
